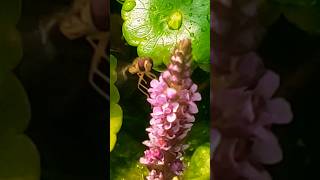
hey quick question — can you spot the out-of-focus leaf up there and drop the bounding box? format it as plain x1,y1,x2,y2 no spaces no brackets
184,143,210,180
110,133,117,152
113,162,148,180
185,119,210,156
110,102,123,151
110,55,123,152
263,0,320,34
110,103,123,134
283,5,320,34
0,27,22,71
0,134,40,180
110,133,146,179
110,84,120,103
0,73,30,135
0,0,21,25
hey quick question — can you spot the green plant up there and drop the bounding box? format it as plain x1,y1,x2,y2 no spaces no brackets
110,55,123,151
121,0,210,71
0,1,40,179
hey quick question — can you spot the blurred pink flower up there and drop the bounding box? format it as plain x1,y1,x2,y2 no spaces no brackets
140,39,201,179
212,52,293,180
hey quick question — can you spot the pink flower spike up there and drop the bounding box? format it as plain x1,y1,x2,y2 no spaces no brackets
152,107,163,116
190,84,198,92
141,39,200,179
192,92,202,101
167,113,177,122
188,102,199,114
166,88,177,99
171,160,184,175
150,79,159,88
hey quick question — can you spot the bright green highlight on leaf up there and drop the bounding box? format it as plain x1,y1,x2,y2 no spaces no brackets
168,11,182,30
121,0,210,71
110,55,123,152
110,103,123,153
184,143,210,180
123,0,136,11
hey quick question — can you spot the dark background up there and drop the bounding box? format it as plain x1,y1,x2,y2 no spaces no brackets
16,0,108,179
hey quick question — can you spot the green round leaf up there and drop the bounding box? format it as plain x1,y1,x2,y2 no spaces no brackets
0,0,21,25
184,143,210,180
110,103,123,134
121,0,210,71
0,73,31,135
0,134,40,180
110,103,122,152
0,27,23,70
110,84,120,103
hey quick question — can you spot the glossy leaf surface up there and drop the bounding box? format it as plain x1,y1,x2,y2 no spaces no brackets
121,0,210,71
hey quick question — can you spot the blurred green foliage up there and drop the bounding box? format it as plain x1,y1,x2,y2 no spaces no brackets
110,55,123,151
261,0,320,34
0,0,40,179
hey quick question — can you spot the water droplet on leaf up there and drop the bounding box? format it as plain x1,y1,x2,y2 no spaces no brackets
167,11,182,30
123,0,136,12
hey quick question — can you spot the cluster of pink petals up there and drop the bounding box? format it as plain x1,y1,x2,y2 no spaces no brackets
140,39,201,179
212,52,293,180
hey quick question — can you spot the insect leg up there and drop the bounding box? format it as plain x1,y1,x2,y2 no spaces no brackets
137,72,148,84
145,72,157,80
89,77,110,101
137,75,150,98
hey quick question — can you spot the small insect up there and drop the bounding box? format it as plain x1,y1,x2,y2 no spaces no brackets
123,57,157,97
